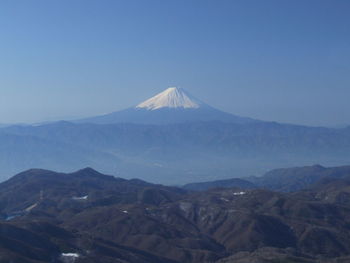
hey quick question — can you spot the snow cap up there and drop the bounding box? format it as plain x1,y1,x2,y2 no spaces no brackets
136,87,204,110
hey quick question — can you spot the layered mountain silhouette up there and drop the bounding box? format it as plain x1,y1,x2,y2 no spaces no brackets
1,166,350,262
0,87,350,183
183,164,350,192
2,120,350,184
76,87,257,124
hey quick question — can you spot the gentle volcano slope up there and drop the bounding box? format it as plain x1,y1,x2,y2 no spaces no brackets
76,87,257,124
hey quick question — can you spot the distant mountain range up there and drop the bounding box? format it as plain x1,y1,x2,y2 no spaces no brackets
0,87,349,183
183,164,350,192
183,177,256,191
1,120,350,184
1,165,350,262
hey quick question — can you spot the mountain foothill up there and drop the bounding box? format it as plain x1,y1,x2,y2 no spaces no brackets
1,165,350,262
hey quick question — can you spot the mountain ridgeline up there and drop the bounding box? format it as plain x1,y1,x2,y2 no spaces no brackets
183,164,350,192
75,87,258,125
0,87,349,184
1,166,350,262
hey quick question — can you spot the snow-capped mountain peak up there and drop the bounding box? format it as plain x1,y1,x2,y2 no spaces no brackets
136,87,204,110
76,86,258,125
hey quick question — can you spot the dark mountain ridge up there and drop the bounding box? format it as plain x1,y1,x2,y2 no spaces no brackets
1,167,350,262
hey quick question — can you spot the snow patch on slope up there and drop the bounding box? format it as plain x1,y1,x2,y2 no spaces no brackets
233,191,246,196
25,203,38,212
60,253,80,263
136,87,203,110
72,195,88,200
61,253,79,258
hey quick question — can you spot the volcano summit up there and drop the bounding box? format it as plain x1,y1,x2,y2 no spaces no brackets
77,87,257,124
136,87,203,110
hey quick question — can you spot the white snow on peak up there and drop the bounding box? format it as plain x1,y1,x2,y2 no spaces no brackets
136,87,203,110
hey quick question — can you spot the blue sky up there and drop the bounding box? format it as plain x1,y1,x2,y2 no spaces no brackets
0,0,349,126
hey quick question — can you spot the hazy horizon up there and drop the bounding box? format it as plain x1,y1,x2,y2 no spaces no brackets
1,0,349,126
